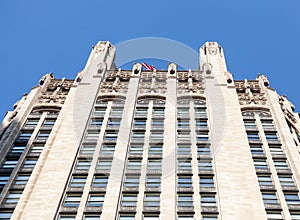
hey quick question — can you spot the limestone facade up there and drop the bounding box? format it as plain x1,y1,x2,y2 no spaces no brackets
0,41,299,220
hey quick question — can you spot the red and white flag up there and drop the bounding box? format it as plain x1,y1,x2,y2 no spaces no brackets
142,62,156,71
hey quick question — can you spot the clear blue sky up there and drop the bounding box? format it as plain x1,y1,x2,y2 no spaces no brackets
0,0,300,120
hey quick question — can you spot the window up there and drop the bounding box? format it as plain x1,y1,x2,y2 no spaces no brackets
278,175,295,186
10,143,27,154
274,160,289,170
153,107,164,117
129,144,143,155
247,131,260,141
0,175,10,186
36,130,51,140
90,118,104,127
178,160,192,172
25,119,39,126
202,215,218,220
17,130,33,141
290,211,300,220
63,193,82,207
149,144,163,156
46,111,59,117
177,194,193,207
100,144,115,155
119,214,135,220
150,132,164,142
265,132,278,141
92,175,108,188
196,131,209,141
108,118,121,127
253,159,268,169
2,159,18,169
261,120,275,129
178,215,194,219
194,107,207,118
262,192,278,204
110,107,123,116
178,108,189,117
266,211,282,220
69,175,87,188
284,193,300,205
0,212,13,219
178,131,191,142
148,159,162,171
268,145,284,155
86,193,105,207
83,215,101,220
14,174,30,185
76,160,91,170
257,174,273,185
121,194,138,207
201,194,217,207
195,119,208,128
22,158,38,168
97,160,112,171
94,107,106,116
197,144,211,155
243,119,256,129
144,193,160,207
30,143,45,154
250,144,264,155
198,159,213,171
135,107,148,117
5,191,22,204
178,176,193,187
134,118,147,127
80,143,96,155
58,215,76,220
86,130,100,140
43,119,56,127
124,175,140,188
200,176,214,188
178,145,191,155
146,176,161,188
143,216,160,220
152,119,164,127
127,160,142,171
104,131,118,141
132,131,145,141
178,119,190,129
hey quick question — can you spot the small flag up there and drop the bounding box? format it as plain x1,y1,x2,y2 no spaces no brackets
142,62,156,71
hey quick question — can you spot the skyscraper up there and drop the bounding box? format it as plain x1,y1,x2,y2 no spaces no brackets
0,41,300,220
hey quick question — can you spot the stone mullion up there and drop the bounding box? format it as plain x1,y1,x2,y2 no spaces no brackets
189,101,202,220
75,102,112,219
135,101,153,220
255,114,291,219
10,111,48,219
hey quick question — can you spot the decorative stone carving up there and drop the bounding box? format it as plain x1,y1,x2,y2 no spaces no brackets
93,41,110,54
238,93,267,105
208,46,217,55
155,72,167,82
75,71,84,83
225,72,233,83
257,73,270,86
235,80,261,93
202,63,212,74
279,95,297,123
38,79,73,104
39,73,53,86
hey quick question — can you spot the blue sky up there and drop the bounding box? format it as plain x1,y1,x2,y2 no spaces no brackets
0,0,299,120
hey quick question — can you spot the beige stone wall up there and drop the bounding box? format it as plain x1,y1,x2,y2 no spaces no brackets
3,41,300,220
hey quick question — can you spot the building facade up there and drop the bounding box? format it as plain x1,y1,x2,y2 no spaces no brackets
0,41,300,220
